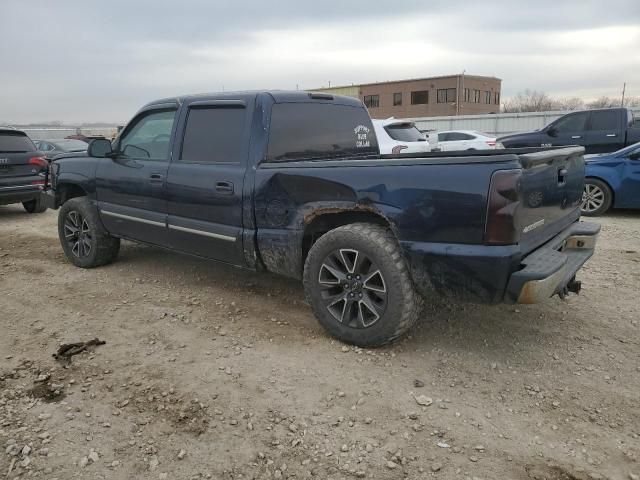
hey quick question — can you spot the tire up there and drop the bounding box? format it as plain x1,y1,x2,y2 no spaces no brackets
303,223,420,347
22,198,47,214
58,197,120,268
581,178,612,217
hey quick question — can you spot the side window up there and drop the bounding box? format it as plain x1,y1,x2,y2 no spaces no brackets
446,132,468,141
438,133,449,142
180,107,247,164
588,110,619,131
119,109,176,160
553,112,588,133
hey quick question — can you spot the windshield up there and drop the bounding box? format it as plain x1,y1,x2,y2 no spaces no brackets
0,132,37,153
384,123,425,142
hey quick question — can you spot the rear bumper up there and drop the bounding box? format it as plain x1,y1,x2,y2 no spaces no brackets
0,184,42,206
504,221,600,304
402,221,599,305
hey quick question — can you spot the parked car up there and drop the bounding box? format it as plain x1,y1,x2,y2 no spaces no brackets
0,127,48,213
43,91,598,346
581,141,640,216
499,108,640,154
437,130,503,151
34,139,88,159
372,119,430,154
65,134,108,143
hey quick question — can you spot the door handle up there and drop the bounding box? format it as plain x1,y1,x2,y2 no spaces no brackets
149,173,164,183
215,181,234,194
558,168,568,185
571,135,582,139
606,134,617,137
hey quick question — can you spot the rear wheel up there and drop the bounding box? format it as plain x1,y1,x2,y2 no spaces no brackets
22,198,47,214
581,178,612,216
303,223,420,347
58,197,120,268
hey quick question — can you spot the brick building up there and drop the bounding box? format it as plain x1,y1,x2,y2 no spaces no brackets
311,74,502,118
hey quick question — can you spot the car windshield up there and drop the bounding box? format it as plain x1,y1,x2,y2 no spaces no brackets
384,123,425,142
0,132,36,153
615,141,640,157
52,139,88,151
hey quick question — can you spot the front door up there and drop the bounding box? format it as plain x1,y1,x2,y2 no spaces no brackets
619,146,640,208
165,100,250,266
548,111,589,149
96,107,177,246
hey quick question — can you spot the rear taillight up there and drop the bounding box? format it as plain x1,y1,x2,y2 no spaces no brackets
485,169,522,245
486,141,496,147
391,145,408,154
28,156,48,169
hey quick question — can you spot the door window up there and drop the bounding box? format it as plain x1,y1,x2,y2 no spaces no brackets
553,113,588,133
180,106,247,164
446,132,475,141
588,110,619,131
119,109,176,160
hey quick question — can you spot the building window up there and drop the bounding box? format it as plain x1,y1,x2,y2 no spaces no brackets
393,92,402,106
484,91,491,104
411,90,429,105
437,88,457,103
363,95,379,108
464,88,471,102
473,90,481,103
494,92,500,105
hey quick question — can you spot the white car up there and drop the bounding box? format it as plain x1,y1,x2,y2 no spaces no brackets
372,119,430,154
437,130,504,151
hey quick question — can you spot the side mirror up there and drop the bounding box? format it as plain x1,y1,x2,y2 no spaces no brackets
547,127,558,137
87,138,113,158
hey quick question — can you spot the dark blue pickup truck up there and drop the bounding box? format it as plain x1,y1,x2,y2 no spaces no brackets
500,107,640,154
43,91,599,346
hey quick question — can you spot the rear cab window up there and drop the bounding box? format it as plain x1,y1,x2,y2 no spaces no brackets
0,132,36,153
267,103,378,162
384,123,425,142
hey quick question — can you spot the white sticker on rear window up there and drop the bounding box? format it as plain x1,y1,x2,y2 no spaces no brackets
354,125,371,148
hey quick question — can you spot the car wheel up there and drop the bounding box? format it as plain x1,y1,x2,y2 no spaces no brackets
581,179,612,217
303,223,420,347
58,197,120,268
22,198,47,214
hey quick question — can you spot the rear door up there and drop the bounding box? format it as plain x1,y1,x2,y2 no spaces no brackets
96,106,177,246
165,99,250,266
585,110,625,153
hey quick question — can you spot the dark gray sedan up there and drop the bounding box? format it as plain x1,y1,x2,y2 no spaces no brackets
34,139,87,159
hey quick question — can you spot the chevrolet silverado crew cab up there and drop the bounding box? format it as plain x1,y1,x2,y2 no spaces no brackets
499,107,640,154
43,91,599,346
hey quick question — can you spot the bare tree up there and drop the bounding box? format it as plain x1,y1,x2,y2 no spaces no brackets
555,97,585,111
501,90,559,113
586,96,618,109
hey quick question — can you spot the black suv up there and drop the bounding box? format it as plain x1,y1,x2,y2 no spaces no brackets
0,127,48,213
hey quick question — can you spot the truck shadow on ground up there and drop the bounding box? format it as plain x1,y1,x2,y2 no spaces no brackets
116,241,562,359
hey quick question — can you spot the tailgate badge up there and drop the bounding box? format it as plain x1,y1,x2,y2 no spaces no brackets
0,158,8,164
523,219,545,233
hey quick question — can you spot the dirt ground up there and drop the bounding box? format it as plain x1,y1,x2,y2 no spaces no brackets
0,205,638,480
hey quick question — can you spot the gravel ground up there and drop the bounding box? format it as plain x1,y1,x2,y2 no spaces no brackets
1,205,638,480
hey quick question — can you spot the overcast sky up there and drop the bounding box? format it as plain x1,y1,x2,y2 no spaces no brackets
1,0,639,124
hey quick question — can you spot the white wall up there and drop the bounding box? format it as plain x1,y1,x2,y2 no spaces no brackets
407,108,640,137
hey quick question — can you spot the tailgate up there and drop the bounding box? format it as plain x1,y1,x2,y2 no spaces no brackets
0,131,43,182
516,147,584,253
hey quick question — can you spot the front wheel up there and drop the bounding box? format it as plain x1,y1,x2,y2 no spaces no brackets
581,179,612,216
303,223,420,347
58,197,120,268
